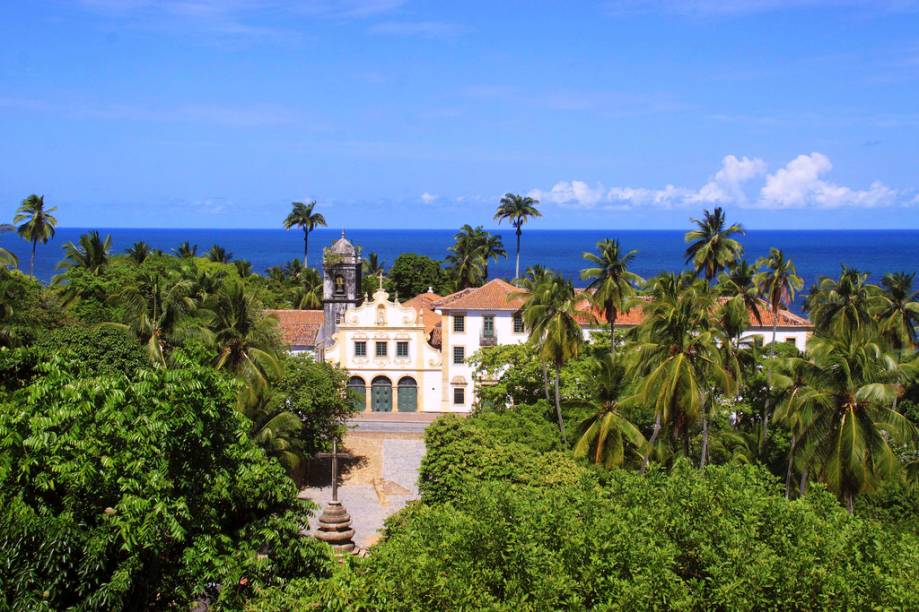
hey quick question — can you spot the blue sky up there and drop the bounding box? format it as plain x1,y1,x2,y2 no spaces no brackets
1,0,918,229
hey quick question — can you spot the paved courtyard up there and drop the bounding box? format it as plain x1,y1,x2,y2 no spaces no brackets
300,413,443,549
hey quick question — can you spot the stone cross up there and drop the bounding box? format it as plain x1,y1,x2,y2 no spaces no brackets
377,270,384,289
316,440,353,502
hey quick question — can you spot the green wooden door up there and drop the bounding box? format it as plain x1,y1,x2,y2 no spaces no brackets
397,377,417,412
372,378,392,412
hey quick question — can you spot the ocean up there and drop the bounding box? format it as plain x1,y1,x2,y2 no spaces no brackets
2,228,918,312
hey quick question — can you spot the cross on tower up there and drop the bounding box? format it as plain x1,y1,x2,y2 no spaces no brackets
315,440,353,502
377,270,384,290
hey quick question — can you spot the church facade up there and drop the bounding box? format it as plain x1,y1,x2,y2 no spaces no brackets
268,233,814,414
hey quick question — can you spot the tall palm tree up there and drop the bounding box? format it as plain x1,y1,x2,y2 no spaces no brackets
494,193,542,282
517,272,583,443
56,230,111,276
580,239,643,357
234,259,253,278
362,252,385,279
573,354,646,467
792,332,917,513
875,272,919,350
805,267,878,338
125,241,151,265
630,275,733,468
520,265,554,402
283,200,327,267
0,247,17,270
205,244,232,263
772,355,819,498
174,241,198,258
111,272,197,366
14,194,58,278
684,207,745,283
204,281,281,394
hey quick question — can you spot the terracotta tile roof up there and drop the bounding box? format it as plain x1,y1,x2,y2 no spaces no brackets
265,309,324,348
574,292,811,329
403,291,443,334
434,279,527,311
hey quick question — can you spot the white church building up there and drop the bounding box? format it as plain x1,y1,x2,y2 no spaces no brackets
269,233,814,414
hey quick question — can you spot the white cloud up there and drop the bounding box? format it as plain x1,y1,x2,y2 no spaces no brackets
528,180,607,208
420,192,438,204
758,152,896,208
529,152,905,211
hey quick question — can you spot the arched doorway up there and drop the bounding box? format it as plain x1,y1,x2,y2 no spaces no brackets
397,376,417,412
371,376,392,412
347,376,366,412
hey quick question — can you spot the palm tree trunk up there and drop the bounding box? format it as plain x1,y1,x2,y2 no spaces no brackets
700,410,709,468
303,229,309,267
30,240,37,278
799,465,809,496
542,362,551,402
515,227,522,282
844,492,854,515
785,433,796,499
608,309,616,357
642,413,661,474
553,363,565,445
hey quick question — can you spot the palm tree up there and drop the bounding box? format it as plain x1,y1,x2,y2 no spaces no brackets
204,281,281,393
112,272,197,366
283,200,327,267
494,193,542,281
234,259,253,278
792,332,917,513
517,272,583,443
875,272,919,350
174,241,198,258
363,252,385,279
125,241,151,264
0,247,17,270
805,267,878,338
573,354,646,467
580,239,643,357
239,389,307,478
205,244,232,263
56,230,111,276
630,275,733,468
14,194,58,278
446,225,506,289
291,267,322,309
684,207,745,283
772,355,819,498
717,259,763,346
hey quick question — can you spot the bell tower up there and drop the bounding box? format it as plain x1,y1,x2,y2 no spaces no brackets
321,231,363,346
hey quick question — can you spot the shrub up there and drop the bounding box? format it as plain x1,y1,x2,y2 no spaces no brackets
0,358,332,610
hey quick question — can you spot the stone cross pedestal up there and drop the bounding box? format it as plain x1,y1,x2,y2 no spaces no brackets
313,440,356,553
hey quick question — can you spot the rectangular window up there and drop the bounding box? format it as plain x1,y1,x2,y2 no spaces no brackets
375,341,388,357
785,337,797,344
453,346,465,364
453,387,465,405
396,341,409,357
483,315,495,338
453,315,465,333
354,341,367,357
513,312,524,333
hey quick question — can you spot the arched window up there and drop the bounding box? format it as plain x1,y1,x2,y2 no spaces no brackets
347,376,366,412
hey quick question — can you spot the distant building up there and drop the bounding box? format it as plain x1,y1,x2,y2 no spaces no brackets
269,234,814,413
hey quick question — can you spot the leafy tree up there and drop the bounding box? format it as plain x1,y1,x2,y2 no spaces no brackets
0,246,18,270
32,324,150,378
56,230,111,276
0,358,332,609
386,253,447,298
283,200,327,267
205,244,232,263
876,271,919,350
174,241,198,258
125,241,151,264
0,270,67,347
494,193,541,281
580,239,642,356
684,206,744,282
14,194,57,278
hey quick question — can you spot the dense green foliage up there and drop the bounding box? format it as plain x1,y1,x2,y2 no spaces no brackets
385,253,450,298
0,359,333,610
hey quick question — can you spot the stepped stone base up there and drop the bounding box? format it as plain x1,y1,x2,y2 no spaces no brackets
313,500,356,553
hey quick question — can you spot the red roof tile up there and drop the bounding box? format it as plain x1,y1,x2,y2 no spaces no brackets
434,279,526,311
265,309,324,348
403,292,444,340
